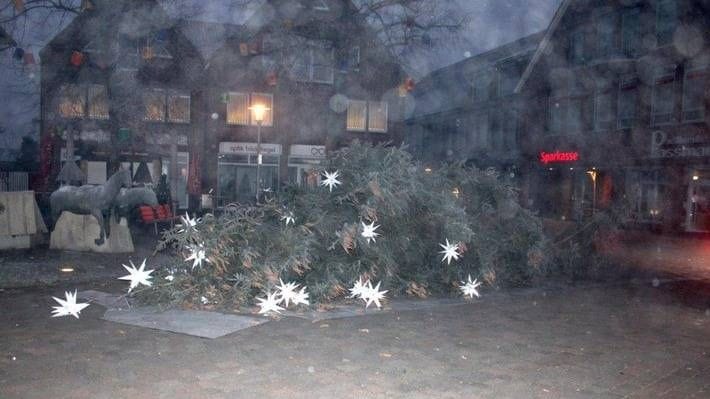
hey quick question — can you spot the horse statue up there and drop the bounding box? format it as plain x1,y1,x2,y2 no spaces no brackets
50,169,132,246
112,187,158,222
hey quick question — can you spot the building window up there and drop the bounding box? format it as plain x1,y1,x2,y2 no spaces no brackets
594,90,614,131
290,40,334,84
87,84,109,120
227,92,249,125
471,71,490,101
143,90,191,123
350,46,360,70
347,100,387,132
569,29,585,63
597,13,616,57
621,8,641,57
549,98,565,134
502,109,518,150
368,101,388,133
682,63,707,122
651,65,677,126
550,97,585,134
656,0,677,47
227,92,274,127
347,100,367,131
618,75,638,129
143,89,167,122
57,83,109,119
168,94,191,123
313,0,329,11
468,113,489,150
498,60,521,97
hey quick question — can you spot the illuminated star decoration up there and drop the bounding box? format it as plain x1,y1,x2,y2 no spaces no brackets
178,212,199,232
291,287,310,306
118,259,154,293
460,275,482,299
51,290,90,319
320,170,342,192
281,211,295,226
349,277,368,299
361,280,387,309
275,279,299,307
256,291,285,315
439,239,461,265
361,221,381,244
185,244,211,270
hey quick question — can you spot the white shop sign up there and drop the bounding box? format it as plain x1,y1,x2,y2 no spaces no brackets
651,131,710,159
219,142,282,155
290,144,326,159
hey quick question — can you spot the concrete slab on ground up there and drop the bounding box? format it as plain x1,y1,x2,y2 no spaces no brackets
102,307,268,339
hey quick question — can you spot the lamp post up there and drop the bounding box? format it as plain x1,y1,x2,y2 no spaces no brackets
249,103,269,203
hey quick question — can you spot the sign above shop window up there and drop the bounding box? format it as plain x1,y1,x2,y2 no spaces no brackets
651,131,710,159
539,151,579,165
219,142,282,156
290,144,326,159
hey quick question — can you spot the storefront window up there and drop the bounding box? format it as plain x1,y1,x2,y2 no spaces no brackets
626,169,666,223
218,154,279,206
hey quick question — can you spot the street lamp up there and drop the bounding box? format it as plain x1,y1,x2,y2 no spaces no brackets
249,103,269,203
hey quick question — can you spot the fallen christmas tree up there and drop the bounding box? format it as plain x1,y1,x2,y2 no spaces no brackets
137,141,550,309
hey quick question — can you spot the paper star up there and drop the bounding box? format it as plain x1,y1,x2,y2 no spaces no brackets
349,277,368,299
256,291,285,315
460,275,482,298
178,212,199,232
291,286,310,306
361,221,381,244
361,281,387,309
165,274,174,282
276,279,299,307
118,259,154,293
320,170,342,192
439,239,461,265
281,211,295,226
51,290,90,319
185,245,211,270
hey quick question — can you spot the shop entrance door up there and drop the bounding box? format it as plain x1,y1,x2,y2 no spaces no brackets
686,177,710,232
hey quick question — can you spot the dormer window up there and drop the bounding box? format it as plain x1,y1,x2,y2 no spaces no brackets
142,31,172,60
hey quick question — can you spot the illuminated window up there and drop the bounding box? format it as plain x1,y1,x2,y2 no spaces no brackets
368,101,388,132
58,84,85,118
346,100,367,131
87,84,109,120
227,92,273,127
143,89,166,122
168,94,190,123
144,90,190,123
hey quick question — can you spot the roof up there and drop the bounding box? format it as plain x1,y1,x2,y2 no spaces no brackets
514,0,572,93
411,31,545,117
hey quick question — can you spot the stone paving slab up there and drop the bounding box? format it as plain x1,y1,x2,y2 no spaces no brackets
102,307,268,339
282,297,468,321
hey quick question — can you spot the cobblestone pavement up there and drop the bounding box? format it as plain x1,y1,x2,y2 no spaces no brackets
1,282,709,398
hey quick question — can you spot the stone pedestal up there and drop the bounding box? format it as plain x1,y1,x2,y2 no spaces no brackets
50,212,134,253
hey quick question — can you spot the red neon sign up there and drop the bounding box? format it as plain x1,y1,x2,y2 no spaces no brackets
539,151,579,164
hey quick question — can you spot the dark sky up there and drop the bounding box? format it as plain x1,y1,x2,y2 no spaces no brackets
0,0,561,154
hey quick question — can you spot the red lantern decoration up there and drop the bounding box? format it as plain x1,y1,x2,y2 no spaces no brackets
70,50,85,67
404,77,415,92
